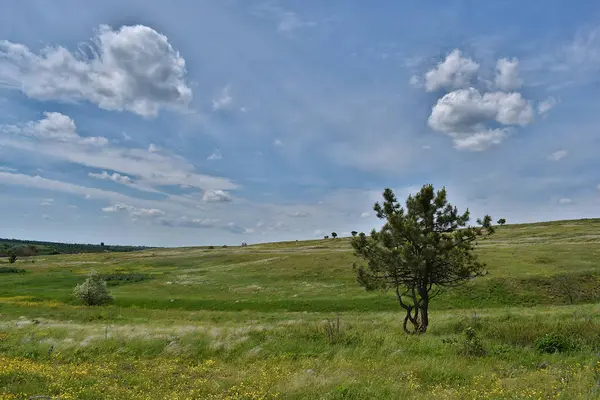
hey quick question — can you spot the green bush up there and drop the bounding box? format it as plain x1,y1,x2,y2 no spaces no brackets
459,327,486,357
534,333,578,354
0,267,25,274
101,272,151,286
74,270,113,306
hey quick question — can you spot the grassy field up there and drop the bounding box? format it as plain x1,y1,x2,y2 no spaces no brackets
1,219,600,399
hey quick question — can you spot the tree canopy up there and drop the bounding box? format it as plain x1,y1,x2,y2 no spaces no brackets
351,184,495,334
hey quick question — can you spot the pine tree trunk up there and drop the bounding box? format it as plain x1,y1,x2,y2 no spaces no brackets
418,303,429,334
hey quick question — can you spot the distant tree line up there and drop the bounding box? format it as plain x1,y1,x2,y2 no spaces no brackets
0,238,152,257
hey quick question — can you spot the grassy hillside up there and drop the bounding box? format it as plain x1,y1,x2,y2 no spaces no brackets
1,219,600,399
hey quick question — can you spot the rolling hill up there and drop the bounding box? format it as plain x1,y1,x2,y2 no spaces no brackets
1,219,599,399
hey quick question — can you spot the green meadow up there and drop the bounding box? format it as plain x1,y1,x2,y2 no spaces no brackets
1,219,600,399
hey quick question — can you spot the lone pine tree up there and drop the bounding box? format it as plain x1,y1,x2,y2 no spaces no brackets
351,184,495,334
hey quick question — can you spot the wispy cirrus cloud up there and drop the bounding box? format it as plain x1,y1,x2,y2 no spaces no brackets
207,149,223,161
0,112,237,192
250,2,317,33
548,150,568,161
212,85,233,111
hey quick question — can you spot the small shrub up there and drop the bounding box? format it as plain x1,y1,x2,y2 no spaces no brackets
441,337,459,345
222,245,228,248
318,316,361,346
535,333,578,354
452,312,483,334
459,327,486,357
0,267,25,274
74,270,113,306
101,272,151,286
490,343,513,358
207,246,214,249
8,253,17,264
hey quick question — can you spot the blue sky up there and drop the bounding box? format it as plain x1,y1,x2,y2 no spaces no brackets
0,0,599,246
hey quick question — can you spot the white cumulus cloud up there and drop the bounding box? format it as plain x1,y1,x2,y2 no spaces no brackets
425,49,480,92
9,112,108,146
452,129,510,152
428,88,534,151
0,24,192,117
495,58,521,90
538,96,559,115
203,189,232,203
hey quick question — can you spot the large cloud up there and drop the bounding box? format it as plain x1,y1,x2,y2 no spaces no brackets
424,49,480,92
429,88,534,132
428,88,533,151
421,50,539,151
0,25,192,117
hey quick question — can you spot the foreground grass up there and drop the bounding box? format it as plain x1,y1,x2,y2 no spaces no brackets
1,219,600,398
1,303,599,399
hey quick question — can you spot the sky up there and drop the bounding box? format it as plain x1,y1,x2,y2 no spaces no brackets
0,0,600,247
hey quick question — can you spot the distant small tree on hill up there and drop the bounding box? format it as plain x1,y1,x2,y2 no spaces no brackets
74,270,113,306
352,184,495,334
497,218,506,226
331,232,338,239
324,235,329,239
351,231,358,237
101,242,105,247
8,252,16,264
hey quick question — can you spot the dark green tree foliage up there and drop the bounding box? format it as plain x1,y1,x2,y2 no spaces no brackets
8,252,17,264
351,231,358,237
331,232,338,239
351,185,495,334
0,238,150,255
497,218,506,226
